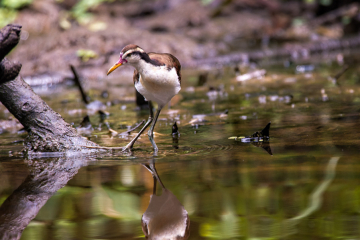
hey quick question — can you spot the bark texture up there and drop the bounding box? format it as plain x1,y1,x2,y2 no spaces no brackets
0,24,99,152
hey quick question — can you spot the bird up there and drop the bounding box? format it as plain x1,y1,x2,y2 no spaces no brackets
107,44,181,154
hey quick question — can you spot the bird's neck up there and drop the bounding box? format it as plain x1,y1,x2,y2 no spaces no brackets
131,59,154,76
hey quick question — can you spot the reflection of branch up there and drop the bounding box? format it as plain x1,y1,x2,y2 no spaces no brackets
0,157,93,240
280,156,340,237
291,157,339,221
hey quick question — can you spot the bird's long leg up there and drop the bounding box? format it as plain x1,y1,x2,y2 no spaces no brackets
123,101,153,151
149,162,165,189
147,106,162,154
142,163,158,194
142,158,166,192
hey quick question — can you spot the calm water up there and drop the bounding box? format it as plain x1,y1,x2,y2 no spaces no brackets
1,64,360,239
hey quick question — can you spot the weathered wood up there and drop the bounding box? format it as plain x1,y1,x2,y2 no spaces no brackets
0,24,99,152
0,24,21,62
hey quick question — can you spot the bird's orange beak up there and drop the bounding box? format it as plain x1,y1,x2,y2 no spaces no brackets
107,53,127,76
107,63,122,75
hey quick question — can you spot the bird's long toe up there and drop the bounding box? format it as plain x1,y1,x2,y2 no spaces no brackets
121,144,133,152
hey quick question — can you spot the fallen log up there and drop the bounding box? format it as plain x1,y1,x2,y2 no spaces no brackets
0,24,99,153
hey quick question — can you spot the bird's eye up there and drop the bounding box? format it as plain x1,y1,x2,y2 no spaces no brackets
127,53,132,57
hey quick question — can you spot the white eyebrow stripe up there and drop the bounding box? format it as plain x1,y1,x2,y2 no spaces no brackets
123,48,144,58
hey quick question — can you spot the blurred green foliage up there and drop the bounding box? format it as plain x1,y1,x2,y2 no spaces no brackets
71,0,107,25
1,0,33,9
76,49,98,62
0,0,33,28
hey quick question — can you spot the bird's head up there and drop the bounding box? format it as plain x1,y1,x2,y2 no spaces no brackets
107,44,145,75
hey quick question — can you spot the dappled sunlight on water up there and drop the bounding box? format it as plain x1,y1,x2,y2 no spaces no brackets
1,64,360,239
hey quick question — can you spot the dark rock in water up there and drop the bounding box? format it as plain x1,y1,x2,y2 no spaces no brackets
98,110,110,122
172,121,179,136
101,90,109,99
79,115,92,129
77,115,94,135
172,122,180,149
198,72,208,86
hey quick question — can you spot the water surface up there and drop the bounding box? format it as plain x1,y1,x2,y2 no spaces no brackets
1,64,360,239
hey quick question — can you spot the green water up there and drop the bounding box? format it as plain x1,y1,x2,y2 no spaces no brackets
1,64,360,239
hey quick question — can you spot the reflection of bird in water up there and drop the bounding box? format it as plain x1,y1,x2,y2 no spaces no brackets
107,44,181,154
141,160,190,240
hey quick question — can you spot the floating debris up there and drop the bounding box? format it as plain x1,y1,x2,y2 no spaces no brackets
296,65,315,73
228,122,271,141
108,128,119,137
258,95,266,104
236,69,266,82
189,114,207,126
321,88,329,102
228,122,272,155
219,109,228,119
23,73,64,86
86,100,106,111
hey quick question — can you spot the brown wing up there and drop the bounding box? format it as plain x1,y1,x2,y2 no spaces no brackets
133,69,140,84
148,53,181,84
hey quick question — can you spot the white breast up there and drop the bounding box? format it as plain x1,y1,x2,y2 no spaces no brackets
135,64,181,108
